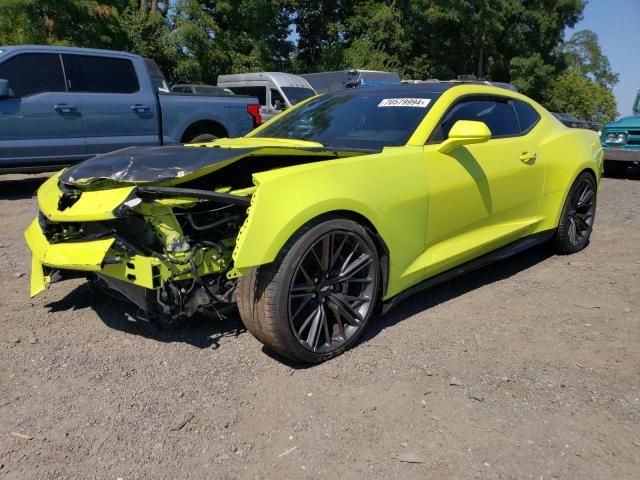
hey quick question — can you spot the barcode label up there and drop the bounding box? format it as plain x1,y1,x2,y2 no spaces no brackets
378,98,431,108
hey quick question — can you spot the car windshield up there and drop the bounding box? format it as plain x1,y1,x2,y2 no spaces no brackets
254,91,439,149
281,87,316,105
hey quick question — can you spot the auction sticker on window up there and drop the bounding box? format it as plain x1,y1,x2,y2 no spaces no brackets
378,98,431,107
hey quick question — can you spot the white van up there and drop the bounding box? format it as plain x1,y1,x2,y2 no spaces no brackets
217,72,316,121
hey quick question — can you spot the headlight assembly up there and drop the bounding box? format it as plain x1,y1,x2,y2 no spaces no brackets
605,132,627,144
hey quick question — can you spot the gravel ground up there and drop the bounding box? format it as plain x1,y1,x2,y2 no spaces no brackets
0,171,639,480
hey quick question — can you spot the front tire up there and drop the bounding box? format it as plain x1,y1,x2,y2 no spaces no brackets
552,171,597,254
237,218,380,363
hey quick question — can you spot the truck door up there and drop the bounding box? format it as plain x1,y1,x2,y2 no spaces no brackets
62,54,158,156
0,52,85,168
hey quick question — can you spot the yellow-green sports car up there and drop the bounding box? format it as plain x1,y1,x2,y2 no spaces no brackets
26,82,603,363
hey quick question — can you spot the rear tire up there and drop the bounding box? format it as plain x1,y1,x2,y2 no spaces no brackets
552,171,597,254
237,218,380,363
187,133,217,144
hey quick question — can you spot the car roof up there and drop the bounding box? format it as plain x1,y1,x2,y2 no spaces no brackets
327,82,534,100
218,72,314,89
328,83,454,96
0,45,141,59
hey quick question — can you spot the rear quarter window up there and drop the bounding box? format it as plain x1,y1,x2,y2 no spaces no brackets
513,100,541,133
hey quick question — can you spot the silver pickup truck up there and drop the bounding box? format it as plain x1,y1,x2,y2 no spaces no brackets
0,46,262,173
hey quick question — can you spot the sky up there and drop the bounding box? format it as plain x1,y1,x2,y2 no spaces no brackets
566,0,639,117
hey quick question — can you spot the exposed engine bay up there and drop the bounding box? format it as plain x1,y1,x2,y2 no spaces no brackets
28,144,370,323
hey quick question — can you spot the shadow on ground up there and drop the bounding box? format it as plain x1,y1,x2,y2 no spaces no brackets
604,164,640,180
45,283,246,349
264,244,555,369
0,174,51,200
45,244,553,361
362,244,553,346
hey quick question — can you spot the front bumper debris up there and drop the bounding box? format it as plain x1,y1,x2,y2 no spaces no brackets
25,172,246,321
25,219,116,296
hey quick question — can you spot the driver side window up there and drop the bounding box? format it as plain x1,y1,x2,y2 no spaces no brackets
431,97,520,142
271,88,285,108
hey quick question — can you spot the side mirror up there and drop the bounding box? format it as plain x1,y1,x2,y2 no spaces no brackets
0,79,13,98
274,99,285,111
438,120,491,154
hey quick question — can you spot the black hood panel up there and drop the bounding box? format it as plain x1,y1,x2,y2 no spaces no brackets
60,146,259,189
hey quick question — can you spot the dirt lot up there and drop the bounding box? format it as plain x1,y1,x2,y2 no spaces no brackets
0,171,639,480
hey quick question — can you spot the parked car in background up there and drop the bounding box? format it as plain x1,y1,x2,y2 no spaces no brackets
301,69,401,94
551,112,599,132
0,46,262,173
217,72,316,122
600,90,640,176
552,112,586,129
171,84,234,96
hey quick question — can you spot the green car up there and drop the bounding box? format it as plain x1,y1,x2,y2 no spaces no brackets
601,90,640,176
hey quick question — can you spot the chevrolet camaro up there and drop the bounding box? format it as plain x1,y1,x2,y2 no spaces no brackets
25,83,603,363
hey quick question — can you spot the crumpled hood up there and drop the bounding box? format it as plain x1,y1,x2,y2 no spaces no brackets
59,138,335,190
603,114,640,130
60,146,258,189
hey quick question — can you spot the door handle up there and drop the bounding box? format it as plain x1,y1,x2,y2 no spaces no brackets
53,104,77,113
519,152,537,163
131,104,151,112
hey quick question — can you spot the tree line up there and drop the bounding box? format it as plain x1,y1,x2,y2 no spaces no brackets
0,0,618,121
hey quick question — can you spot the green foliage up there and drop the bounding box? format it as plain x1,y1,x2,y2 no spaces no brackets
562,29,618,89
0,0,619,121
0,0,128,48
545,69,618,123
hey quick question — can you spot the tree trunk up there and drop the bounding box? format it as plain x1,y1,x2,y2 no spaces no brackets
140,0,148,13
151,0,158,12
477,33,485,78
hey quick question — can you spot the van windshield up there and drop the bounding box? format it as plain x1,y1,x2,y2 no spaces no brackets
281,87,316,105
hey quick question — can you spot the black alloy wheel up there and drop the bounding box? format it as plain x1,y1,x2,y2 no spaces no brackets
553,172,597,254
566,176,596,247
237,218,380,363
288,231,377,354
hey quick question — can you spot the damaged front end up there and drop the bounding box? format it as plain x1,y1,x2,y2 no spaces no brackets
25,142,346,323
28,180,250,322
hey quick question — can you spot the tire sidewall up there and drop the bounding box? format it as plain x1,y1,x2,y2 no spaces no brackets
556,172,597,253
187,133,217,144
265,218,380,363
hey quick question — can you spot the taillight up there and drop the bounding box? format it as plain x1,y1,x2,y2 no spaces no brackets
247,104,262,128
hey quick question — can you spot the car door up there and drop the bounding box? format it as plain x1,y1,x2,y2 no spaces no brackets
420,95,545,276
62,54,158,156
0,52,85,168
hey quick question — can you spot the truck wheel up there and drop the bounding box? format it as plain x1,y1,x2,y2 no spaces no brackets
552,171,597,254
187,133,217,144
603,160,628,177
237,218,380,363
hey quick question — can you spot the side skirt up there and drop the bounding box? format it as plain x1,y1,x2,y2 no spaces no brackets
382,229,555,313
